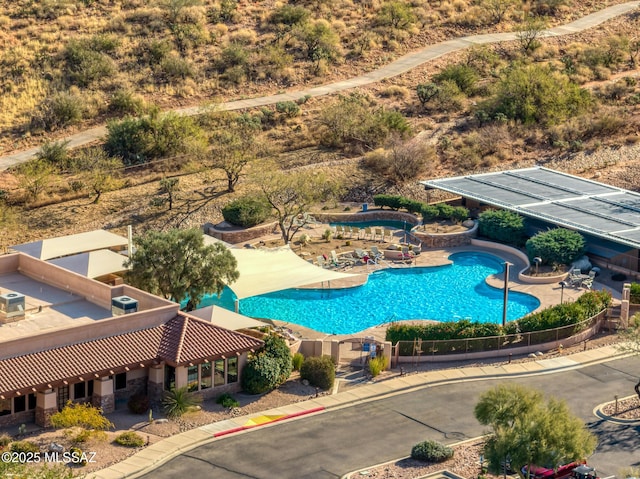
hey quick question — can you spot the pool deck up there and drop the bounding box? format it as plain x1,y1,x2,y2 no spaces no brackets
234,226,624,342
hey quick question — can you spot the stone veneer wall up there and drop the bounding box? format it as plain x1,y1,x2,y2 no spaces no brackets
92,393,115,414
314,210,419,225
413,221,478,248
0,409,35,428
114,376,148,409
207,222,278,244
35,407,57,428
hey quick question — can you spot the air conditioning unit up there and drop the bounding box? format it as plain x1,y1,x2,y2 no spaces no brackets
0,292,26,319
111,296,138,316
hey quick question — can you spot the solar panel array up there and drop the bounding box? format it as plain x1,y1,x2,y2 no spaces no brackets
422,167,640,250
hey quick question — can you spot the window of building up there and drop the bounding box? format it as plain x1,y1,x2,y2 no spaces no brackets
28,393,36,410
200,362,212,390
214,359,225,387
187,364,198,392
74,382,86,400
0,398,12,416
115,373,127,390
13,396,26,413
57,386,69,411
164,366,176,391
227,357,238,384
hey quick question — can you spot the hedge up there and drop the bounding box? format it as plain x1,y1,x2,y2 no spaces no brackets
300,355,335,390
525,228,586,265
373,194,469,222
222,195,272,228
630,283,640,304
478,209,526,245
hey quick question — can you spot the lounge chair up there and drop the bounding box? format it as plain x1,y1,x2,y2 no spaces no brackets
316,255,330,269
352,227,361,239
369,246,384,262
354,248,375,264
581,270,596,289
364,227,372,240
335,225,345,237
401,246,415,263
374,228,383,242
331,250,355,268
568,268,583,287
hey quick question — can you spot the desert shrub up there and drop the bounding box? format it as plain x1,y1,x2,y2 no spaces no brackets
68,446,87,466
159,55,196,82
31,91,84,132
526,228,586,265
63,38,115,87
477,64,592,126
416,82,440,107
114,431,145,448
292,352,304,371
222,196,272,227
364,140,434,185
478,209,526,245
139,39,172,66
50,402,114,431
241,354,282,394
432,80,465,112
433,63,478,95
276,101,300,118
36,140,71,169
0,433,11,448
110,90,145,115
162,387,202,418
10,441,40,454
317,93,409,152
105,111,206,165
216,393,240,408
376,1,416,31
368,355,386,377
411,439,454,462
300,355,335,390
127,393,150,415
630,283,640,304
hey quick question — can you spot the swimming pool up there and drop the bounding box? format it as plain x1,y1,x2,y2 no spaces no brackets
329,219,415,232
199,252,540,335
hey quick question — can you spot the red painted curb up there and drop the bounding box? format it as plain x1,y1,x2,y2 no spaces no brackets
213,406,325,437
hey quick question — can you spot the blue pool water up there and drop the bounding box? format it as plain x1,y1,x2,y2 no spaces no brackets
330,219,415,232
198,252,540,335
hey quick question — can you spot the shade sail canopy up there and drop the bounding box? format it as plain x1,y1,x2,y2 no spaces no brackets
188,305,267,330
211,244,358,300
11,229,128,260
48,249,129,278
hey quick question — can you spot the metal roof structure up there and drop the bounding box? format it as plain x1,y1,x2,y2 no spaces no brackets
421,166,640,251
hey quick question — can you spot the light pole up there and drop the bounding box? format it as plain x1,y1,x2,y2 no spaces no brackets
559,280,568,304
533,256,542,275
502,262,512,327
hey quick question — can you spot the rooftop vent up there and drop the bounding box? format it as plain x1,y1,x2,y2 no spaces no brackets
0,292,26,319
111,295,138,316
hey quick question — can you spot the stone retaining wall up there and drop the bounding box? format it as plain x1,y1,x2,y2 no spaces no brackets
206,221,278,244
313,210,419,225
413,221,478,248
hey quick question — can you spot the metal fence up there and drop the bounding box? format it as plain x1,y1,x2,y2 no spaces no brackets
393,311,606,360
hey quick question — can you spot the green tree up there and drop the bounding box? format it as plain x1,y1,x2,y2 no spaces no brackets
516,16,547,54
74,148,123,204
254,164,341,244
479,64,592,125
125,228,239,311
158,177,180,210
376,1,415,30
416,83,439,107
268,5,310,44
484,0,516,24
263,334,293,384
159,0,205,54
208,125,258,193
297,19,341,72
17,158,56,201
478,209,526,245
475,384,597,476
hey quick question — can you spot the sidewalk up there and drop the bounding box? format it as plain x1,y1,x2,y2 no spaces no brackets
1,1,638,170
91,344,628,479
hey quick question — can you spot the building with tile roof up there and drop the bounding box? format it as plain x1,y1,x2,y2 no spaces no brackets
0,252,263,427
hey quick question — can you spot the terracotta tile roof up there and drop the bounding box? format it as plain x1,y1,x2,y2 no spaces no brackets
158,315,263,366
0,314,263,399
0,327,163,399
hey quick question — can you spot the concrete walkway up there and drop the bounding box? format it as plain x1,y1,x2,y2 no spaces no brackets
91,344,630,479
1,1,638,170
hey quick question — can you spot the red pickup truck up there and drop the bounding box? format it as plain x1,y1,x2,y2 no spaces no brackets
522,462,598,479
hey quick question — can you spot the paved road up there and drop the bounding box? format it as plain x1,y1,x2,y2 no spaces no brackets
1,1,638,171
141,357,639,479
